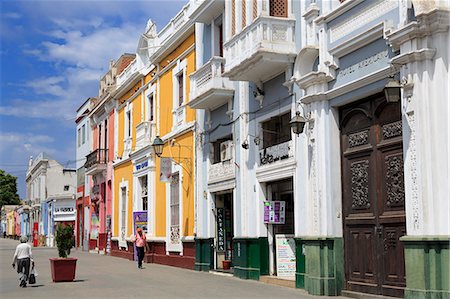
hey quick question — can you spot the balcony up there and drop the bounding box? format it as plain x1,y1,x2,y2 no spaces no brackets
85,149,108,176
208,158,236,187
223,16,296,83
189,57,234,110
135,121,155,151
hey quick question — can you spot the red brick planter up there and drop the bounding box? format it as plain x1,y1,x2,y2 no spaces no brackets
49,258,78,282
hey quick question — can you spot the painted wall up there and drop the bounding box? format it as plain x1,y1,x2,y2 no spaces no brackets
113,160,133,237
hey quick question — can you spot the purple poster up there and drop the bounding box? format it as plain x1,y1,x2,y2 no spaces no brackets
263,201,285,224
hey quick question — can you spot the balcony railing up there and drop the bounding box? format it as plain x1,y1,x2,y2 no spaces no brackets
135,121,155,150
116,59,138,88
208,158,235,184
85,149,108,170
189,57,234,110
223,16,296,82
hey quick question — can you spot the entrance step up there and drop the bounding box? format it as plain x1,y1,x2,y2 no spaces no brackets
209,269,234,277
259,276,295,289
342,290,402,299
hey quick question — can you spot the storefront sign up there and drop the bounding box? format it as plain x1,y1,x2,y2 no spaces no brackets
160,158,172,183
259,141,290,165
276,234,296,278
264,201,286,224
217,208,225,252
135,160,149,172
339,50,389,78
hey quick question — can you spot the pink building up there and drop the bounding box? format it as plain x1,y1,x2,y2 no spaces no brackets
84,54,135,253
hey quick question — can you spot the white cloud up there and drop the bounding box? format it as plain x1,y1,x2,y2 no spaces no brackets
26,76,66,97
3,12,21,19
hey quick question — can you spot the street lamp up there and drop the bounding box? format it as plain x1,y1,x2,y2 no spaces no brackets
152,136,165,157
384,78,401,103
290,111,307,135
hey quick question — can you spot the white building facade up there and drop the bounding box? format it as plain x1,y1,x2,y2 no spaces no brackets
192,1,449,299
26,153,77,247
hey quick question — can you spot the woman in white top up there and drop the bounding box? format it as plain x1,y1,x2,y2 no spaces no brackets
12,236,34,288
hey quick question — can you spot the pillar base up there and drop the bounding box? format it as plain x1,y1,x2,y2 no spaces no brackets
194,238,214,271
401,236,450,299
232,237,269,280
296,237,344,296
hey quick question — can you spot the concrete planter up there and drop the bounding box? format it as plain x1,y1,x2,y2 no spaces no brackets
49,258,77,282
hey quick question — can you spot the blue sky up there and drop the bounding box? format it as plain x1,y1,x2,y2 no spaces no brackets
0,0,186,199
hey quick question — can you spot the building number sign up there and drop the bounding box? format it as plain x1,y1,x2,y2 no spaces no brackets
217,208,225,252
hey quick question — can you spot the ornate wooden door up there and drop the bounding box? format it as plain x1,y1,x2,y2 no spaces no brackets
340,95,406,298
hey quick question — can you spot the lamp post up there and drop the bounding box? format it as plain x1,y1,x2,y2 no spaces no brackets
290,111,307,135
384,78,401,103
152,136,165,157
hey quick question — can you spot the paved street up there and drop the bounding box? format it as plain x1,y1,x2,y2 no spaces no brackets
0,238,349,299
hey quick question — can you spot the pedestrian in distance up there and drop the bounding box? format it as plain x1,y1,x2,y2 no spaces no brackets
132,227,149,269
12,236,34,288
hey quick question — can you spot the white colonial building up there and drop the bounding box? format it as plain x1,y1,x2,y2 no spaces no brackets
26,153,76,246
191,1,449,299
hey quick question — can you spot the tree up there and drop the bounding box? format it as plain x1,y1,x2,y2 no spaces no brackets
0,169,21,209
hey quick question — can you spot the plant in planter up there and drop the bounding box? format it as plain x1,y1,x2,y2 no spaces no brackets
49,224,77,282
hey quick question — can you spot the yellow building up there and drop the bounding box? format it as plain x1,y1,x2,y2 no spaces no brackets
111,3,198,268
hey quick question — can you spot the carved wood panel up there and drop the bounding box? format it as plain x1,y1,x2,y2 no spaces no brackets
340,95,406,298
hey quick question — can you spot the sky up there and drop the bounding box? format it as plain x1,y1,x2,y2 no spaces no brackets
0,0,187,199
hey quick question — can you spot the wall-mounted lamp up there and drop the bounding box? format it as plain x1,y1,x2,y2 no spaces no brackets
151,135,165,157
290,111,308,135
384,78,401,103
241,139,249,149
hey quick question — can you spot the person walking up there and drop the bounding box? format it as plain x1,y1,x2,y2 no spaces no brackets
132,228,149,269
12,236,34,288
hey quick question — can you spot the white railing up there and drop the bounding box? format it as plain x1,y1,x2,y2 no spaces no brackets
190,56,233,101
135,121,155,150
258,140,294,166
208,158,235,184
116,59,138,88
224,16,296,73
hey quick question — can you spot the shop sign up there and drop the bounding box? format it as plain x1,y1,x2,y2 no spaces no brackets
90,213,99,240
276,234,296,278
217,208,225,252
135,160,149,172
264,201,286,224
259,141,290,165
160,158,172,183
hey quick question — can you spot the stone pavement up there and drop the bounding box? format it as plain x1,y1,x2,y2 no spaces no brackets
0,238,349,299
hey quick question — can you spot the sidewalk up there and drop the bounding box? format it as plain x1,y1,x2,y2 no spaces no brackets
0,238,349,299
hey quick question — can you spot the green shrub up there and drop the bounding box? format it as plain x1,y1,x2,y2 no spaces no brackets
55,224,74,258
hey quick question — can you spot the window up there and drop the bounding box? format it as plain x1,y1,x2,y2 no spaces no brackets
126,111,131,137
211,135,233,164
120,187,127,241
140,175,148,211
77,128,81,147
269,0,288,17
148,94,154,121
170,172,180,233
82,124,86,144
262,112,291,148
177,73,184,107
104,119,108,150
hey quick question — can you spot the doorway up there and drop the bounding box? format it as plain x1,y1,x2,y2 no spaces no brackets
340,94,406,297
215,192,233,270
266,178,295,278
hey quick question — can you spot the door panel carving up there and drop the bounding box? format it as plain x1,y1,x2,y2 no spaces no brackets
340,95,406,297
